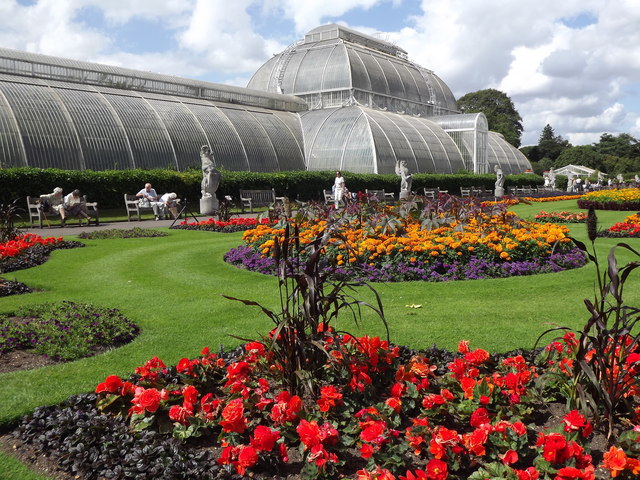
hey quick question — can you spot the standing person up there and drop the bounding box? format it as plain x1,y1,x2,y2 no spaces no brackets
40,187,66,226
333,171,345,210
64,189,92,225
136,183,166,220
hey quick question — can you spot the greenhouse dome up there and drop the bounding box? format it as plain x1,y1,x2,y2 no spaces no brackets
248,23,459,117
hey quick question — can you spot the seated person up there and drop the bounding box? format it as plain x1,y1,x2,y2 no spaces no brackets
160,192,179,219
136,183,166,220
64,189,93,225
40,187,66,226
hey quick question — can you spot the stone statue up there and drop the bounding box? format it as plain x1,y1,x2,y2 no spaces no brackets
199,145,221,214
597,171,605,185
617,173,624,184
548,168,556,190
494,165,504,198
395,159,412,199
567,172,575,192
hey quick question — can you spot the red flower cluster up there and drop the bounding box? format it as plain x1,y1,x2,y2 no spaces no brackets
0,233,61,259
93,336,640,479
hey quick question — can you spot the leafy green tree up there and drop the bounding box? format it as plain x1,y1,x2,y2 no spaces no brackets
457,89,523,147
555,145,604,171
593,133,640,159
537,124,571,162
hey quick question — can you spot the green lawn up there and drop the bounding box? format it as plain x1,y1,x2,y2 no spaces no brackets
1,199,639,479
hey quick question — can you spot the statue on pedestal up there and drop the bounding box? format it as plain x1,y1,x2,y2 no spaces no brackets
395,159,413,200
200,145,221,215
494,165,504,198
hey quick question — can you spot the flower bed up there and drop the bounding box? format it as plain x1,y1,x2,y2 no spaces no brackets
0,235,83,275
226,199,586,282
0,301,140,361
0,233,61,260
522,194,583,203
534,211,587,223
171,217,270,233
577,188,640,210
11,333,639,479
77,227,168,239
600,213,640,238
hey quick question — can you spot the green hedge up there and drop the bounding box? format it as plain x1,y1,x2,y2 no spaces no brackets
0,168,544,209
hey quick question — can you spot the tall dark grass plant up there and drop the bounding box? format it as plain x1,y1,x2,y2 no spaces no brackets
224,222,388,397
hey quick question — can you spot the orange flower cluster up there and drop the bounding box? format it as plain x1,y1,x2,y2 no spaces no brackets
242,211,572,266
521,195,583,203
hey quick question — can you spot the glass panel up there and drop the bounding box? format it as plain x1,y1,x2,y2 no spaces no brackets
1,82,82,169
0,88,26,166
294,47,332,94
376,57,405,99
146,98,208,171
184,103,248,171
347,48,371,92
222,108,279,172
322,45,349,91
251,111,305,171
55,88,133,170
102,93,175,170
357,51,388,95
305,108,364,172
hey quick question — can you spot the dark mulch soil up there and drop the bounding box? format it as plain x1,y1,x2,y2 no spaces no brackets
0,348,59,374
0,240,84,275
0,277,33,297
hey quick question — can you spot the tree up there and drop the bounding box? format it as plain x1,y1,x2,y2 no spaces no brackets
593,133,640,159
537,124,571,162
555,145,604,171
457,89,523,147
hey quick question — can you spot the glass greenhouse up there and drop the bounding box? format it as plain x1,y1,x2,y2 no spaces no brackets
0,24,532,175
0,48,306,171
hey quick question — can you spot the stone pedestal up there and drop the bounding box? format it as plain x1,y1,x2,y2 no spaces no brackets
494,187,504,199
399,190,411,201
200,195,218,215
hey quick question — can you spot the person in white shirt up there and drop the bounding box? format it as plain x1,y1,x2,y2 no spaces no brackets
160,192,179,219
136,183,166,220
40,187,66,226
333,171,345,209
64,189,92,225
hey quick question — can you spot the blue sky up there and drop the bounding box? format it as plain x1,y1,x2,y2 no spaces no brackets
3,0,640,146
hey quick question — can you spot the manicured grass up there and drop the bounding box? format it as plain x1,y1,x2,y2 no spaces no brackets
0,452,48,480
1,199,639,479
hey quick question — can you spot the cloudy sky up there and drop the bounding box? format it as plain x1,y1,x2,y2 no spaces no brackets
2,0,639,146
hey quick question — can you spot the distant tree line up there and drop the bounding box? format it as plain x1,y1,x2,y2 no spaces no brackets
521,125,640,175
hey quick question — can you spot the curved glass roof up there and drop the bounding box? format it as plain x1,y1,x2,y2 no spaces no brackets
248,24,459,116
0,74,305,171
0,47,307,113
487,132,532,175
300,106,466,174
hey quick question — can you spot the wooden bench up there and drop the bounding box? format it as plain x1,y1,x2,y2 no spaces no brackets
423,187,439,200
125,194,180,221
239,189,284,213
27,195,99,228
323,189,335,205
365,189,394,201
